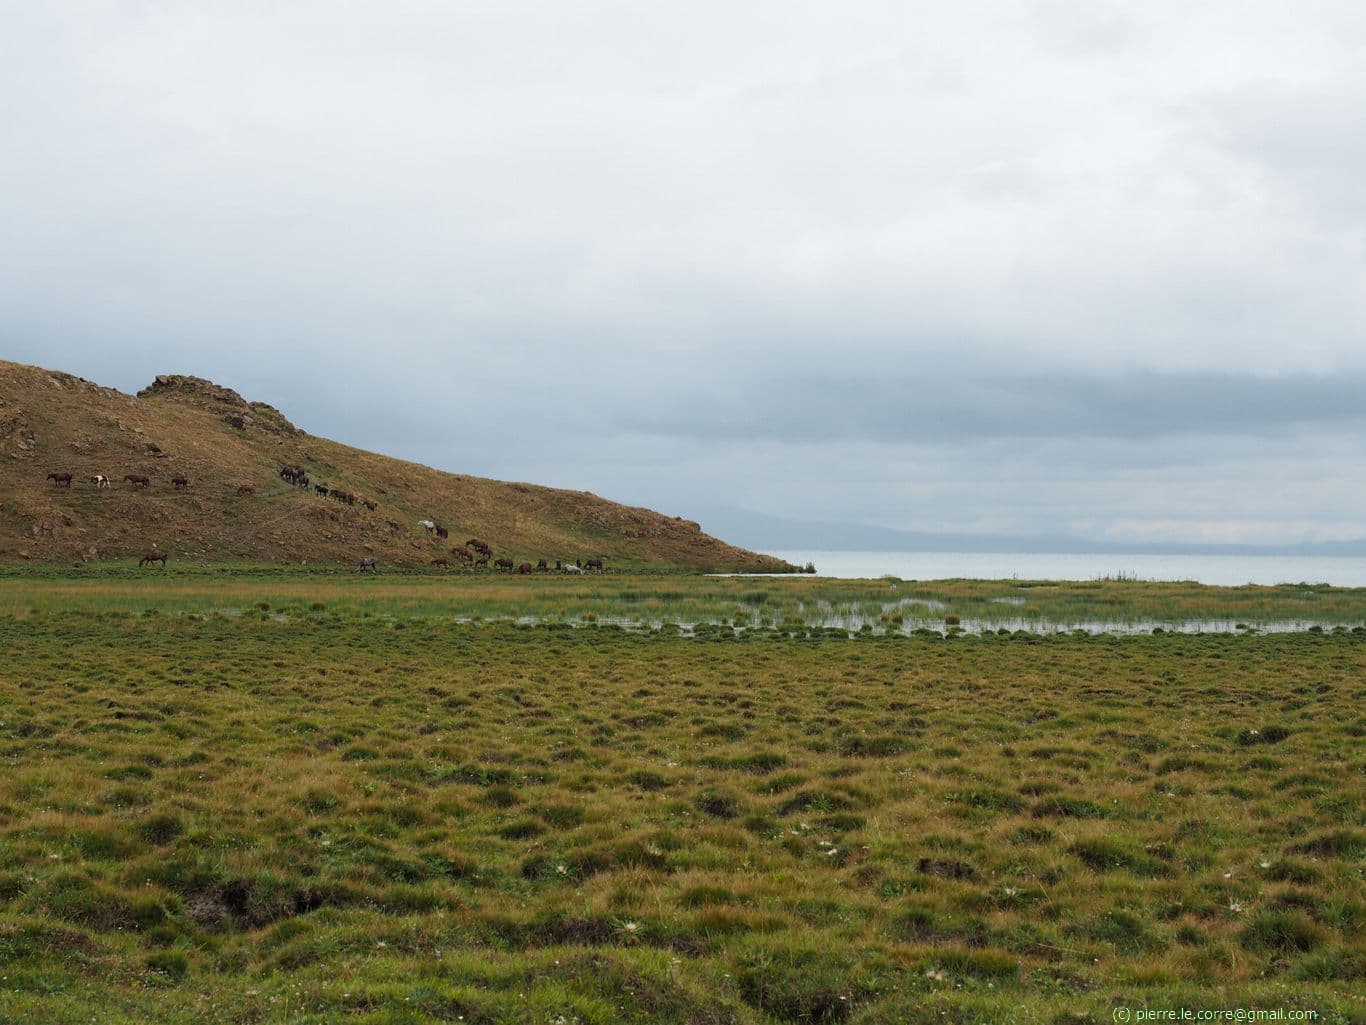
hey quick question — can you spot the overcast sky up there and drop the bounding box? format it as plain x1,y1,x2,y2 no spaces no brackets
3,2,1365,546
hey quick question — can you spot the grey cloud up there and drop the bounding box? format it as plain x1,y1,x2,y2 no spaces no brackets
617,370,1366,444
3,2,1366,547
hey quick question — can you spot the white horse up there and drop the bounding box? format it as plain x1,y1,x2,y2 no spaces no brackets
418,519,436,533
92,475,110,489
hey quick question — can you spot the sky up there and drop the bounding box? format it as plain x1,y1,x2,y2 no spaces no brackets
2,1,1365,548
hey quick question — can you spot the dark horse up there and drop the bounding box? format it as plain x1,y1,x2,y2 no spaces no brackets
356,557,377,572
171,476,189,489
433,523,449,539
47,472,73,487
465,538,491,555
314,483,329,495
473,553,490,568
430,557,449,568
494,557,514,572
584,557,605,572
139,550,168,567
517,562,533,574
124,474,150,488
536,559,548,572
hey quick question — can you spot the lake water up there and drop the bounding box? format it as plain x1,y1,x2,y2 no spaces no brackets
764,550,1366,587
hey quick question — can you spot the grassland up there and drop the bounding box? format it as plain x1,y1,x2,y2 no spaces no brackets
0,576,1362,1024
3,565,1366,633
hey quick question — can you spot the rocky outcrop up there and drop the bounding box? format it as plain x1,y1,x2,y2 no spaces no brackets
138,375,299,436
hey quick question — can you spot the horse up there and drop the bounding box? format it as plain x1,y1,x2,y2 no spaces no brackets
473,553,490,568
536,559,548,572
236,484,255,496
451,545,474,564
356,557,377,572
124,474,150,488
139,549,168,567
387,519,403,532
418,520,436,533
494,557,514,572
584,557,605,572
559,561,582,574
517,562,533,574
171,477,189,489
47,472,73,488
92,475,110,489
434,524,448,539
465,538,491,555
430,557,449,568
314,484,329,496
363,499,377,511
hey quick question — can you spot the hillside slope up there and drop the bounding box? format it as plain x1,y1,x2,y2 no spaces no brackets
0,360,787,570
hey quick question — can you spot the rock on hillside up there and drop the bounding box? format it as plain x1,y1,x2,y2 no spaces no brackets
0,359,789,571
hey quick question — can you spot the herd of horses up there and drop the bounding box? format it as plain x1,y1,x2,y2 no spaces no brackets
46,467,608,575
278,466,377,510
423,549,604,574
50,472,207,492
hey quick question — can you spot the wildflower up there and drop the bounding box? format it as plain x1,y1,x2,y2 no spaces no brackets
622,921,639,933
824,847,840,857
1228,902,1243,913
1002,886,1019,897
925,968,945,982
1259,859,1271,869
376,940,387,948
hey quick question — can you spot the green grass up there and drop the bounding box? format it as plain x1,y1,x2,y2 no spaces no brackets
0,577,1361,1023
2,565,1365,633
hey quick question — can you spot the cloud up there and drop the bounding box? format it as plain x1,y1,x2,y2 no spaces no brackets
1,2,1365,546
615,369,1366,444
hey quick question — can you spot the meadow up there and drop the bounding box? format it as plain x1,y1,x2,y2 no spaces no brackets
0,575,1361,1024
4,564,1366,633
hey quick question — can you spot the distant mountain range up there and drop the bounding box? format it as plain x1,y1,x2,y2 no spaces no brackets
687,506,1366,557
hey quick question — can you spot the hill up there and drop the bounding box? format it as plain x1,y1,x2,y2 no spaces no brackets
0,360,788,571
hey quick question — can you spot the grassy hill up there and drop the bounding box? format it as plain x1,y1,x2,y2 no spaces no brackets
0,360,788,571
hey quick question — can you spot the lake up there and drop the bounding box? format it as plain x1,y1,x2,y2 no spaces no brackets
764,550,1366,587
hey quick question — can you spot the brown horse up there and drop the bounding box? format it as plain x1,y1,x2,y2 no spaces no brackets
47,472,73,488
465,538,491,555
356,557,377,572
536,559,548,572
473,553,490,568
451,546,475,564
494,557,514,572
363,500,377,511
430,557,449,568
171,477,189,489
517,562,533,574
124,474,150,489
235,484,255,496
433,523,449,539
584,557,604,572
139,549,168,567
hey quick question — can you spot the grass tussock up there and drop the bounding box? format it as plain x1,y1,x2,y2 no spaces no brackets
0,577,1360,1022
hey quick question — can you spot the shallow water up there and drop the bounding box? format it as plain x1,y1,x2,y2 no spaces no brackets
760,550,1366,587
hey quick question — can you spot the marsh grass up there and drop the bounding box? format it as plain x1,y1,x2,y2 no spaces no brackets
0,579,1360,1023
2,567,1365,634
